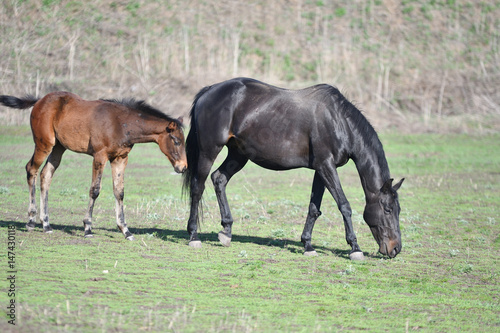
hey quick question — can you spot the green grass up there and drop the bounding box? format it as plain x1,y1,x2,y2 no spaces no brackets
0,126,499,332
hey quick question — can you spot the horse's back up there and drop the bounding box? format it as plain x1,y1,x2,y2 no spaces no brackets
194,78,330,169
31,92,112,154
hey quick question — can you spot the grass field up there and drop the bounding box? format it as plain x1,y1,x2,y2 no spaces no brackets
0,125,499,332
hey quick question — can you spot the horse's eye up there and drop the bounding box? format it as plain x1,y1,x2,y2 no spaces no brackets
169,134,181,146
384,207,392,215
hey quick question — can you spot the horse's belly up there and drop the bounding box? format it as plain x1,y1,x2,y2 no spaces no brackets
54,121,91,153
56,131,91,153
234,135,310,170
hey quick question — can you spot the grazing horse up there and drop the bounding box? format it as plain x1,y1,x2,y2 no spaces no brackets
183,78,404,260
0,92,187,240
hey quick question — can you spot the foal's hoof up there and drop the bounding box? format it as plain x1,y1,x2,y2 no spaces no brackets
188,240,202,249
349,251,365,261
126,235,135,241
26,223,36,231
304,250,318,257
218,232,232,247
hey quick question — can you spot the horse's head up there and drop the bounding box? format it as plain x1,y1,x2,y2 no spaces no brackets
363,178,404,258
158,117,187,173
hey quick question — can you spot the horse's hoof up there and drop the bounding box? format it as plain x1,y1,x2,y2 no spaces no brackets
126,235,135,241
218,232,231,247
26,223,36,231
189,240,202,249
304,250,318,257
349,251,365,261
44,227,53,234
84,233,93,238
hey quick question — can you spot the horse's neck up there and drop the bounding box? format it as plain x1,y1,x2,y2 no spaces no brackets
351,136,391,201
127,117,166,144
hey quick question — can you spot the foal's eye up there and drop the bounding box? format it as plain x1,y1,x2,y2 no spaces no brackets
172,138,181,146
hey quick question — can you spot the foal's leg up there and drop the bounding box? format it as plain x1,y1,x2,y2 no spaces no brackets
211,148,248,247
39,142,66,233
316,159,364,260
110,156,134,240
25,146,54,231
301,172,325,256
82,153,108,238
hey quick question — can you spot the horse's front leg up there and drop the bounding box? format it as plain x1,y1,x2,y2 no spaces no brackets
301,172,325,256
317,160,364,260
110,156,134,240
83,154,107,238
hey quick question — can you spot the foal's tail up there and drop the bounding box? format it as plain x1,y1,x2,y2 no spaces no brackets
0,95,39,109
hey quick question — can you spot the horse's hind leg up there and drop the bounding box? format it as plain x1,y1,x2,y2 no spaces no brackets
211,148,248,247
82,153,107,238
110,156,134,240
39,142,66,233
301,172,326,256
187,152,221,248
25,146,54,231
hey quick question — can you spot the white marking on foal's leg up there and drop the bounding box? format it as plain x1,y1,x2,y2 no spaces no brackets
83,220,93,238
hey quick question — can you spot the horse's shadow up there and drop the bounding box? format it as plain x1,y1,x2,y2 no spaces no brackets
0,220,383,260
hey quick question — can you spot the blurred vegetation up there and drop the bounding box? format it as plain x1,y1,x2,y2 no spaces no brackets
0,0,499,132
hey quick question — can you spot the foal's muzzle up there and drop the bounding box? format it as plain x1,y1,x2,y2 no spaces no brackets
174,163,187,174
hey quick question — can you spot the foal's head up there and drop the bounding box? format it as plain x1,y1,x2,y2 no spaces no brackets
363,178,404,258
158,117,187,174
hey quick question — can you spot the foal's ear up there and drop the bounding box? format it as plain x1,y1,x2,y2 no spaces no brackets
166,121,177,133
177,116,184,124
380,178,394,194
392,178,405,192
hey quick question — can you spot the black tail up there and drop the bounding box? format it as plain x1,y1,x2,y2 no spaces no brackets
182,85,212,197
0,95,39,109
182,85,212,229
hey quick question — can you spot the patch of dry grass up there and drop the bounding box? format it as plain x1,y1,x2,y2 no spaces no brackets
0,1,499,132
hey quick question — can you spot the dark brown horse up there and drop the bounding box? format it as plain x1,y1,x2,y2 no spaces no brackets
183,78,404,260
0,92,187,240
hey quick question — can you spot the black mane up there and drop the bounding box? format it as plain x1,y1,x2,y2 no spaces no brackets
324,85,391,181
102,98,182,127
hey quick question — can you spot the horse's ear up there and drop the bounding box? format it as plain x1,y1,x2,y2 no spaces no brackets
380,178,394,194
166,121,177,133
392,178,405,192
177,116,184,124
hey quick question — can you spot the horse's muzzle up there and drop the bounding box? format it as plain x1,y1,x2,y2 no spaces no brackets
174,163,187,174
380,240,401,258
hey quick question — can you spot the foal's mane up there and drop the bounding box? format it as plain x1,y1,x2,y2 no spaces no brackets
101,98,182,127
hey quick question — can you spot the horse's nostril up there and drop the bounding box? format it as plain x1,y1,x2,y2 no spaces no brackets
175,164,187,174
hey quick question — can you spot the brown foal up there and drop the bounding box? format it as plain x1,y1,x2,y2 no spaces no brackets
0,91,187,240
